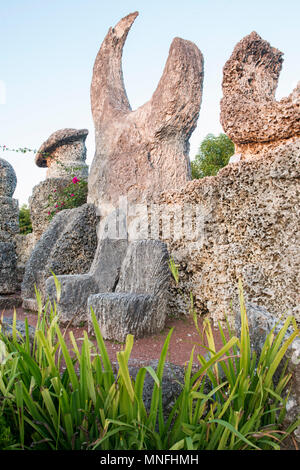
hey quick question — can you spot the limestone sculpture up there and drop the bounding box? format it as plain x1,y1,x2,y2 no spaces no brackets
35,128,89,179
0,158,19,297
88,11,204,212
220,31,300,159
30,128,89,239
156,32,300,327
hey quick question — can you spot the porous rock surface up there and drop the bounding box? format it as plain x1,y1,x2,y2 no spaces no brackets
0,158,19,294
29,178,69,240
156,138,300,326
220,31,300,153
0,196,19,243
89,12,204,211
0,242,18,294
21,203,97,311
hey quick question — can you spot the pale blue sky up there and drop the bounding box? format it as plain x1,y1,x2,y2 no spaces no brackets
1,0,299,205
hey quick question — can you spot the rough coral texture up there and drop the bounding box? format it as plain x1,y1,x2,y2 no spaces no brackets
0,159,19,294
88,12,204,211
0,158,17,197
21,203,98,311
155,139,300,326
0,242,18,294
0,197,19,243
29,178,70,240
15,233,36,267
220,31,300,154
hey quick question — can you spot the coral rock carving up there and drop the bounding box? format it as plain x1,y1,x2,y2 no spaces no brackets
89,12,204,210
221,31,300,156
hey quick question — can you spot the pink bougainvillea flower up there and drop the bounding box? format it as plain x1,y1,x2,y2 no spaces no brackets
72,177,79,184
70,193,74,197
55,204,58,208
53,189,57,192
48,211,51,215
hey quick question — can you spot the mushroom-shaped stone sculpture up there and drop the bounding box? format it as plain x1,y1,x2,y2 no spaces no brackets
35,128,89,179
220,31,300,156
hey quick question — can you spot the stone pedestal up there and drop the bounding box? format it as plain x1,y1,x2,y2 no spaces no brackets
30,128,89,240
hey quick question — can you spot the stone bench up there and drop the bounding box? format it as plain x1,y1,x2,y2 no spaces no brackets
87,239,170,342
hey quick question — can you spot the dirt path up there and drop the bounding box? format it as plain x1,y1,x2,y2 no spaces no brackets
1,305,226,367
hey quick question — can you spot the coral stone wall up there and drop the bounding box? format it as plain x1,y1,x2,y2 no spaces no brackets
157,139,300,325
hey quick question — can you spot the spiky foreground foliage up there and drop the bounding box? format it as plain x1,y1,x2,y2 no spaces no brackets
0,278,299,450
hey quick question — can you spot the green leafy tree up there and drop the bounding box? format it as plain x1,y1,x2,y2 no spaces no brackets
191,133,234,179
19,204,32,235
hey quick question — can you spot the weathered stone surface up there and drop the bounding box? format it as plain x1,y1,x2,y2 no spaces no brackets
29,178,69,240
45,238,128,325
220,32,300,156
0,158,19,295
156,138,300,326
88,12,204,211
0,197,19,242
0,242,18,294
15,233,37,290
15,233,36,267
88,240,171,342
0,158,17,197
35,128,89,179
21,203,97,311
0,294,22,310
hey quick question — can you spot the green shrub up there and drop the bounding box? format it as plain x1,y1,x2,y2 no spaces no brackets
0,277,299,450
191,133,234,179
19,204,32,235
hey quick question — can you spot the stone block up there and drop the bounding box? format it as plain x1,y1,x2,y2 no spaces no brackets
21,203,97,310
88,240,171,342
